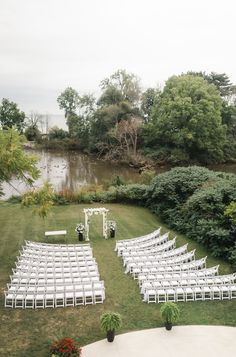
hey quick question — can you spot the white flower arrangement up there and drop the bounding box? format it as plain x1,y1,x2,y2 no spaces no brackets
108,220,116,230
75,223,85,234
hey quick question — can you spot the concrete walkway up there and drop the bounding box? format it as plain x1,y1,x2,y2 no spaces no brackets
82,326,236,357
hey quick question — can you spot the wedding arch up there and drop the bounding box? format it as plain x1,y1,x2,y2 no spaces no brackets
83,207,109,241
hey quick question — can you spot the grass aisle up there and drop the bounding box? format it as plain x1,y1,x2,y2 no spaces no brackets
0,202,235,356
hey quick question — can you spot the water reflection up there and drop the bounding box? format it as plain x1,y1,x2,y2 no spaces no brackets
2,150,141,199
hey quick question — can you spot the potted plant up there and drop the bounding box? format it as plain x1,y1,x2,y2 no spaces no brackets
160,302,180,331
100,312,122,342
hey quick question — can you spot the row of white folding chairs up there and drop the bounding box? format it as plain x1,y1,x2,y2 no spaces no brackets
5,286,105,308
25,240,90,247
10,274,100,286
123,250,195,269
118,237,176,257
122,244,188,261
117,233,169,257
22,246,92,255
16,258,97,269
137,266,219,286
125,252,197,274
16,256,96,267
115,228,161,250
12,265,98,276
14,267,98,278
131,257,207,279
11,268,99,281
7,280,105,293
17,255,94,265
143,284,236,303
25,241,91,251
140,274,236,294
21,248,93,257
8,274,100,287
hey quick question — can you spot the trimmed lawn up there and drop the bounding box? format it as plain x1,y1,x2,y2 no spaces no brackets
0,202,235,356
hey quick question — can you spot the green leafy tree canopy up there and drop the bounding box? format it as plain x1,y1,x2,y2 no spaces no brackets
0,98,26,132
151,74,226,163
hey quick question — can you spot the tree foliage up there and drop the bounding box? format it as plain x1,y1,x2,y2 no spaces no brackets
100,69,141,105
22,182,54,218
149,74,226,163
0,129,39,195
0,98,26,132
57,87,79,118
146,166,236,263
56,70,236,165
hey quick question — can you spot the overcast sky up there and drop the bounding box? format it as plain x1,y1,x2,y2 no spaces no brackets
0,0,235,114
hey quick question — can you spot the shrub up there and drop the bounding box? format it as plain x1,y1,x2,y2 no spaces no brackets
48,127,69,140
116,184,148,204
146,166,236,263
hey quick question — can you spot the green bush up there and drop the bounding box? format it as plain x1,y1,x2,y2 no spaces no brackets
116,184,148,204
146,166,236,263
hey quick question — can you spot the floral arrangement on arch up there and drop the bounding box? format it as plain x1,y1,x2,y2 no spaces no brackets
75,223,85,234
50,337,82,357
108,220,116,231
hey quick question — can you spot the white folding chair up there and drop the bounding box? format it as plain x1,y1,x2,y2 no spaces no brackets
166,288,175,302
5,292,15,308
156,289,166,303
147,289,157,303
35,294,45,308
185,287,194,301
74,291,84,306
211,286,221,300
45,293,55,308
55,293,65,307
176,287,185,302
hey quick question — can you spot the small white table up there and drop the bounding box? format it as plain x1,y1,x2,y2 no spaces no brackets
45,230,67,239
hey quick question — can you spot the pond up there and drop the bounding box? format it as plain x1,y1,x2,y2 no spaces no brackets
2,149,142,199
2,149,236,200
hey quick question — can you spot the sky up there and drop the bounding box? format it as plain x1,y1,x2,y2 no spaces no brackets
0,0,235,115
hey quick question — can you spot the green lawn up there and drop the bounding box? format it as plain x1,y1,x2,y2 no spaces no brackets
0,202,235,356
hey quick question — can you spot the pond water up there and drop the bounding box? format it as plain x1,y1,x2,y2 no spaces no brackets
2,149,236,200
2,149,142,199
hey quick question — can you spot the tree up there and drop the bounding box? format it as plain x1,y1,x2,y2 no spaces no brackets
187,71,236,99
150,74,226,163
24,112,42,141
22,182,54,218
57,87,79,118
112,117,142,156
100,69,141,105
141,87,161,121
0,98,26,132
0,128,39,195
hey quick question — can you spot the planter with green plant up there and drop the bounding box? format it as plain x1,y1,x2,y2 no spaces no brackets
100,312,122,342
160,302,180,331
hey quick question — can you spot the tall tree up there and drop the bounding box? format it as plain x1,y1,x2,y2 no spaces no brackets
57,87,79,118
100,69,141,105
0,98,26,132
150,74,226,163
